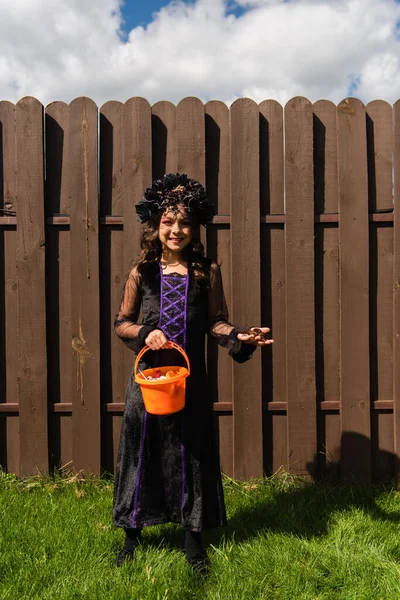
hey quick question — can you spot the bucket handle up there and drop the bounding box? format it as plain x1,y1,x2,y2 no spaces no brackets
134,341,191,379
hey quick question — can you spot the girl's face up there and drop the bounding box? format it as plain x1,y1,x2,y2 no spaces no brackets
158,206,193,254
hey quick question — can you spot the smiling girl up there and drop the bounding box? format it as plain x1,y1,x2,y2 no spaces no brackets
112,174,274,569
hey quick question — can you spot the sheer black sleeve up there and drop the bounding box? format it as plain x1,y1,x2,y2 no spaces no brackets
114,266,156,353
208,262,256,363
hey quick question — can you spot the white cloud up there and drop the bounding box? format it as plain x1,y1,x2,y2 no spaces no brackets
0,0,399,106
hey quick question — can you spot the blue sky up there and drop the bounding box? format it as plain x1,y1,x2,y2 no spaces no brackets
120,0,170,30
120,0,246,32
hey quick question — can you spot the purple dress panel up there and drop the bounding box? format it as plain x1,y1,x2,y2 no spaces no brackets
158,266,189,351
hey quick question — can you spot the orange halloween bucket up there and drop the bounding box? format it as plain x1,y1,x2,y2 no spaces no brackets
134,341,190,415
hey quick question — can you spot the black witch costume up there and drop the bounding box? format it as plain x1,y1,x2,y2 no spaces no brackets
112,174,256,533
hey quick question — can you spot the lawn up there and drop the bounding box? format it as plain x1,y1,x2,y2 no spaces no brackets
1,469,400,599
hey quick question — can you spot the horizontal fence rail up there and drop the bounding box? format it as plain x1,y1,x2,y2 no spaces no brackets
0,95,399,483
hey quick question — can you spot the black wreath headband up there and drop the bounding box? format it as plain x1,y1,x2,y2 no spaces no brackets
135,173,216,226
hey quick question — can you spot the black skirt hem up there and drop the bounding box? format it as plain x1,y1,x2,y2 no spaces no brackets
113,516,227,532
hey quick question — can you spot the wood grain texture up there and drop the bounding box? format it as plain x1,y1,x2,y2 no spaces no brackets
205,100,233,471
0,102,17,408
177,97,206,248
152,101,178,178
394,100,400,481
99,102,125,473
205,101,231,401
312,101,340,417
370,224,393,475
16,97,48,476
271,413,288,474
231,98,263,479
0,101,18,474
259,101,286,473
177,98,205,184
259,100,284,215
99,102,125,411
100,101,123,216
366,101,393,400
122,98,152,382
217,413,233,477
366,101,393,211
338,98,371,483
259,100,286,473
45,101,73,469
313,100,339,214
372,411,394,481
122,97,152,269
5,415,19,475
284,96,316,479
324,413,341,479
69,97,101,475
366,103,393,479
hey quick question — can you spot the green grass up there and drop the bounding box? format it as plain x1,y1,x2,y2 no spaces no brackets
1,469,400,599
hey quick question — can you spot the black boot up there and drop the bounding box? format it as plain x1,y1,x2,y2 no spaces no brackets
184,530,209,573
116,528,142,567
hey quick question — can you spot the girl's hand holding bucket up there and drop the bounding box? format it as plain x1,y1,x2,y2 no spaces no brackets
145,328,169,350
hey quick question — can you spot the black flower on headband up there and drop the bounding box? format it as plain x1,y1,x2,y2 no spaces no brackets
135,173,217,226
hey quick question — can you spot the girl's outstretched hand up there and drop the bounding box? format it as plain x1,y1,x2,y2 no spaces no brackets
237,327,274,346
145,329,169,350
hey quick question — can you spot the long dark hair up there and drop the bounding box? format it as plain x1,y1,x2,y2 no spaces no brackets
135,218,210,284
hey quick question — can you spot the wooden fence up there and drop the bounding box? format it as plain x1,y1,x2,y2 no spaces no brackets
0,95,399,483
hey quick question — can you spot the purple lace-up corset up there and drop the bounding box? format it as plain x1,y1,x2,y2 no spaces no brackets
158,265,189,351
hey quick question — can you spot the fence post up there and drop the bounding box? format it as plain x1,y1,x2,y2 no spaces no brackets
16,97,48,476
285,97,316,479
338,98,371,483
231,98,263,480
69,97,101,476
394,101,400,483
259,100,287,474
122,98,152,383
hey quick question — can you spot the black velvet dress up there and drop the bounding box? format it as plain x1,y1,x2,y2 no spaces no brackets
112,260,255,532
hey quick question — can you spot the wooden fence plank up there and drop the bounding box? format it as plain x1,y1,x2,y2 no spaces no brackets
177,97,206,249
0,101,18,473
122,98,152,383
394,100,400,481
259,100,286,474
313,100,340,475
152,101,178,179
231,98,263,480
99,101,124,473
324,413,341,479
69,97,100,475
177,97,205,185
269,414,288,475
123,97,152,268
338,98,371,483
366,101,394,479
285,96,316,479
259,100,285,216
45,101,73,470
205,100,233,476
366,100,393,212
0,101,17,408
5,416,19,475
100,101,123,216
16,97,48,476
313,100,339,215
